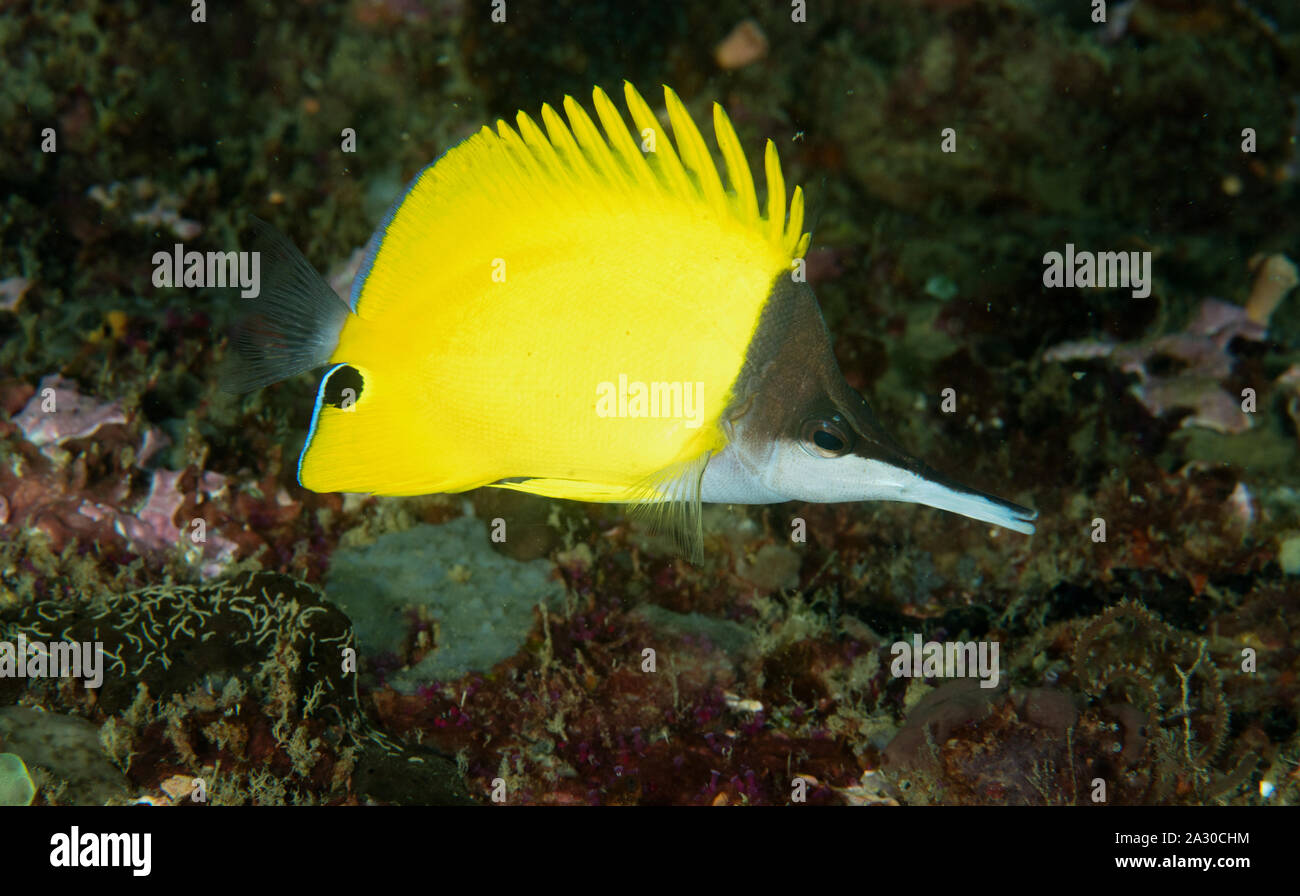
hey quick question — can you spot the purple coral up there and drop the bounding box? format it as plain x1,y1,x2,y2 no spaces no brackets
13,375,128,454
1044,298,1267,434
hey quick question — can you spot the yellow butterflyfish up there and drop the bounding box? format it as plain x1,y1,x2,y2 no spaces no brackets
225,83,1036,555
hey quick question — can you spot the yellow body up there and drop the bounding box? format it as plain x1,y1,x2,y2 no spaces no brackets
299,83,809,500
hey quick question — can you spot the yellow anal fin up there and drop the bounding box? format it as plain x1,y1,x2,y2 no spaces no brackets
625,451,711,562
487,478,642,503
490,452,712,561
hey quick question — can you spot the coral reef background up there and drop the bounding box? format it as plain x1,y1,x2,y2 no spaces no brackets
1,0,1298,805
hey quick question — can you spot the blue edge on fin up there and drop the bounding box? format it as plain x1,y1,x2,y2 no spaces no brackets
348,154,444,312
298,362,349,487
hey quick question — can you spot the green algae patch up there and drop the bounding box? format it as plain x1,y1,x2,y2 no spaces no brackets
325,516,564,690
0,752,36,806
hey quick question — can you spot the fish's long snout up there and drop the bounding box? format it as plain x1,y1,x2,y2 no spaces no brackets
831,389,1037,535
905,463,1037,534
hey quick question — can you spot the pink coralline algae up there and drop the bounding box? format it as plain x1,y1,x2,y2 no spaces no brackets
86,179,201,241
1044,256,1297,435
111,470,237,578
0,276,31,312
13,375,128,454
1044,298,1266,434
3,376,238,578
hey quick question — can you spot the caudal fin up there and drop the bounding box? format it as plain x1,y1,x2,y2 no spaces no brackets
220,218,352,393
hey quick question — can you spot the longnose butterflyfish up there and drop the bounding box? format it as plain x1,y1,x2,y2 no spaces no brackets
224,83,1037,555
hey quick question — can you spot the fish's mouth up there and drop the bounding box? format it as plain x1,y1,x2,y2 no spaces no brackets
832,393,1037,534
905,462,1038,535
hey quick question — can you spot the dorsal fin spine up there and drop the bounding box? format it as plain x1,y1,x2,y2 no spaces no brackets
591,86,658,195
623,83,694,202
468,85,808,264
562,95,633,194
663,86,727,211
540,102,602,197
712,103,759,222
763,140,786,244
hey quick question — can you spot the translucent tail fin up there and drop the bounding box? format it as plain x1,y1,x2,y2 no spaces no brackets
220,218,351,393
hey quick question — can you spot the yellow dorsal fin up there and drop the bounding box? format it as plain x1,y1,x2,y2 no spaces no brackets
350,83,809,323
540,102,604,198
712,103,759,222
664,86,728,212
562,94,633,193
789,184,808,255
523,84,806,258
763,139,785,243
590,86,657,193
622,82,695,203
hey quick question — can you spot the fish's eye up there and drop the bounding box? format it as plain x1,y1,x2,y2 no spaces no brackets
801,416,853,458
322,365,365,410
